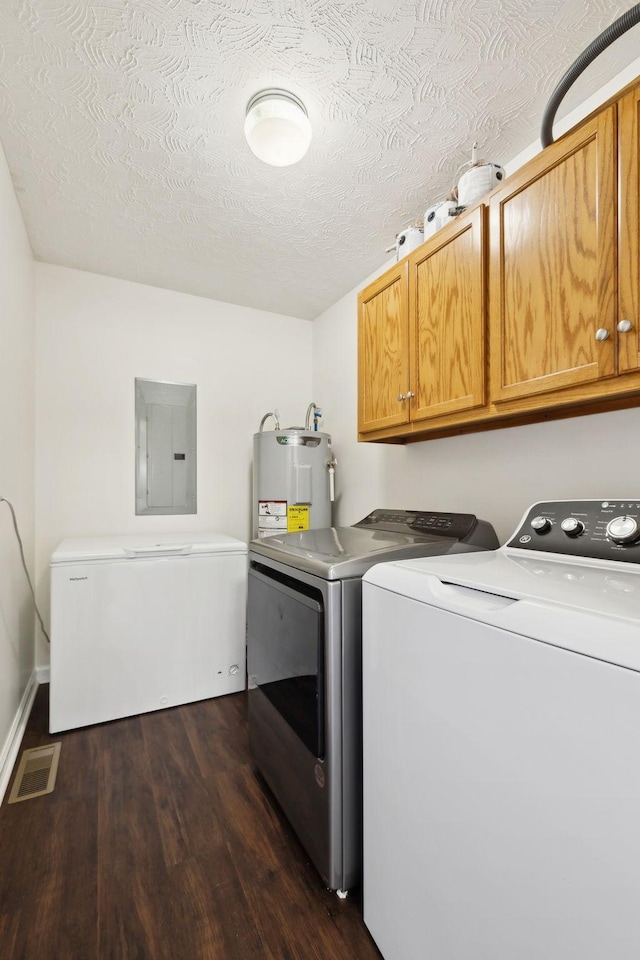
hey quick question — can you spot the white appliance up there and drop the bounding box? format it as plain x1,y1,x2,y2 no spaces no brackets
423,199,458,239
50,531,247,733
455,141,505,208
386,223,424,261
362,499,640,960
457,160,504,205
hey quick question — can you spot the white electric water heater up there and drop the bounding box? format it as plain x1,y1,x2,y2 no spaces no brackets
253,426,335,539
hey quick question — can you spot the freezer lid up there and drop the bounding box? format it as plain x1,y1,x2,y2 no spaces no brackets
51,531,247,563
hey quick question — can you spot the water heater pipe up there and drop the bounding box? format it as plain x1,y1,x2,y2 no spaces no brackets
305,402,318,431
259,410,280,432
327,458,337,502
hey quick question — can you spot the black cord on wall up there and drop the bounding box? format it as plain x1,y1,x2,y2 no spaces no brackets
0,497,50,644
541,3,640,148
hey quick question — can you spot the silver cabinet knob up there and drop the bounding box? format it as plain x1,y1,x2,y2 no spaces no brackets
595,328,610,341
406,391,415,399
397,394,406,402
617,319,633,333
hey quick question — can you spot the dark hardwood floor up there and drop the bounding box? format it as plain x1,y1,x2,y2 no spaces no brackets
0,686,382,960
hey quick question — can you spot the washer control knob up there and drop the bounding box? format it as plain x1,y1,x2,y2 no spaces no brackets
560,517,584,537
530,516,552,534
606,516,640,544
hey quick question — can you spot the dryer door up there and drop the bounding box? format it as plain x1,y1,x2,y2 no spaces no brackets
248,561,325,758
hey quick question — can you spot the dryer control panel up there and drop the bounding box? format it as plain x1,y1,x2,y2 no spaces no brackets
507,500,640,564
355,509,477,541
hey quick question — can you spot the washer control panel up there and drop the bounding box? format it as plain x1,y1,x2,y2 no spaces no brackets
507,500,640,563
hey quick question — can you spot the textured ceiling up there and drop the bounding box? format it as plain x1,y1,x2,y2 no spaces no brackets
0,1,639,319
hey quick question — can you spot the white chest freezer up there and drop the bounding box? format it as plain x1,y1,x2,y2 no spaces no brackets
50,531,247,733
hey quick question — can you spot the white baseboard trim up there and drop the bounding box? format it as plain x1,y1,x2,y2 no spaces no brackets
36,665,50,684
0,669,40,805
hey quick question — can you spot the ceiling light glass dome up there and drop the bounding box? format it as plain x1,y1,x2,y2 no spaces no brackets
244,89,312,167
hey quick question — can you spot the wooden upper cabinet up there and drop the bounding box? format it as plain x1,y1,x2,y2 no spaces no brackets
358,261,410,434
618,85,640,375
409,206,486,422
489,106,617,403
357,81,640,444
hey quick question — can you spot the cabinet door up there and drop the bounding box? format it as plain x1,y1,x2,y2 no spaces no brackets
490,107,617,403
409,206,486,422
358,263,410,434
618,86,640,374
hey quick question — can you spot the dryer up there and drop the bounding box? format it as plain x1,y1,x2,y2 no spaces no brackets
362,499,640,960
247,508,498,894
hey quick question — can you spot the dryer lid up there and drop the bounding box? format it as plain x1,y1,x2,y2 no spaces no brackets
249,509,497,579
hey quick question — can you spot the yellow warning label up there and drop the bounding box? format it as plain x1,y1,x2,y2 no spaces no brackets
287,504,310,532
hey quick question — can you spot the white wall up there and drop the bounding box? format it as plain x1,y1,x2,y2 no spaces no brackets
35,264,313,666
0,140,36,762
313,279,640,545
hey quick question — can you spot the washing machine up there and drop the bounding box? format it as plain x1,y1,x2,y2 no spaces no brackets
362,499,640,960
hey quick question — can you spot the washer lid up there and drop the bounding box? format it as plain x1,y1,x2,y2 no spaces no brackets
51,531,247,563
364,550,640,670
365,549,640,618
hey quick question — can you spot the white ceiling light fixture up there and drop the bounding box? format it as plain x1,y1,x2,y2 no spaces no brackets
244,89,312,167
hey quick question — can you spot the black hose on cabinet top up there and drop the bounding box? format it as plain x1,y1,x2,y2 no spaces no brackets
540,3,640,147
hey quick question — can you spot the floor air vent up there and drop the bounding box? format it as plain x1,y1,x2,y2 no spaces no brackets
8,743,61,804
